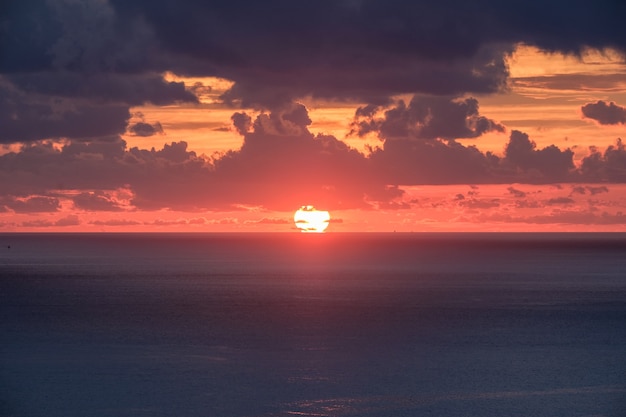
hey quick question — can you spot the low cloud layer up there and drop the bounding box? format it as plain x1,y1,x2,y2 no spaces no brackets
0,104,624,213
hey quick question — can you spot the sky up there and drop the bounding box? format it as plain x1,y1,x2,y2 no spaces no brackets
1,0,626,232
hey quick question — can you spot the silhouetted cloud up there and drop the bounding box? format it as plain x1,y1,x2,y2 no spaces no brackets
89,219,142,226
4,0,625,110
246,218,290,225
504,131,574,181
1,196,60,213
581,101,626,125
507,187,527,198
546,197,575,205
570,185,610,195
0,82,130,143
21,214,80,227
128,122,164,137
6,73,197,106
580,139,626,181
1,102,616,212
73,191,124,211
352,96,504,140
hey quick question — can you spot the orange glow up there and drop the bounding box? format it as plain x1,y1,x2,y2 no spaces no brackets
294,206,331,233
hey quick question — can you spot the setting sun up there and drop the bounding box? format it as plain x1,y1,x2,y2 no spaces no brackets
294,206,330,233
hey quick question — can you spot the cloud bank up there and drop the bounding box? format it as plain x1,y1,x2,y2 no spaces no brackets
1,0,625,218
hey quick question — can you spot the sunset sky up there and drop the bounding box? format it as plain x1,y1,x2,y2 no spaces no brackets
1,0,626,232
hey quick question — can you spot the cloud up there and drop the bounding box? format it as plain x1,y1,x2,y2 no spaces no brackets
546,197,575,205
21,214,80,228
351,95,504,140
458,197,500,209
0,82,131,143
89,219,142,226
503,130,575,181
0,0,196,145
128,122,164,137
570,185,609,196
5,0,625,109
72,191,124,211
114,0,626,106
475,209,626,225
0,102,621,213
0,0,624,166
580,139,626,181
6,73,197,106
507,186,526,198
245,217,290,225
587,185,609,195
1,196,60,213
581,101,626,125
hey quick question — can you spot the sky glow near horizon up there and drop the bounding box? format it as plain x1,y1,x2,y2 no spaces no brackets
1,1,626,232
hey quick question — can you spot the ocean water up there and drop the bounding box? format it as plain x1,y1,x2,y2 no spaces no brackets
1,233,625,417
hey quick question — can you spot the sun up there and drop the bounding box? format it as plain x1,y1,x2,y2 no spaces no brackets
294,205,331,233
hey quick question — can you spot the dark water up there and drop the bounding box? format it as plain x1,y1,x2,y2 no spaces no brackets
1,233,625,417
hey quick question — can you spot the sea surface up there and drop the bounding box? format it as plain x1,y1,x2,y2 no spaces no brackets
1,233,625,417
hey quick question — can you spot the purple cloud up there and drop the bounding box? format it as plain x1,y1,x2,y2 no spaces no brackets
581,101,626,125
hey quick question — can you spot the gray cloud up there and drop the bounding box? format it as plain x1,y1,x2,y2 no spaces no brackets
128,122,164,137
580,139,626,182
352,95,505,140
582,101,626,125
1,196,61,213
89,219,142,226
4,0,626,110
507,187,527,198
546,197,575,205
0,105,620,212
72,191,124,211
0,83,130,143
504,131,575,181
21,214,80,228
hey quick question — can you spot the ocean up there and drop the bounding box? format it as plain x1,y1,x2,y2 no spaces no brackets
1,233,625,417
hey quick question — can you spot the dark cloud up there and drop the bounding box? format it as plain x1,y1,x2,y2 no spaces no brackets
476,209,626,225
89,219,142,226
21,214,80,228
72,191,124,211
0,105,621,212
0,83,130,143
116,0,626,105
369,138,499,185
0,0,159,73
504,131,575,181
587,185,609,195
507,186,526,198
1,196,60,213
352,96,504,140
145,217,206,226
580,139,626,181
546,197,575,205
458,197,501,209
231,112,253,136
4,0,625,110
581,101,626,125
247,218,290,225
128,122,164,137
514,199,542,209
6,73,197,106
0,0,195,144
570,185,610,195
